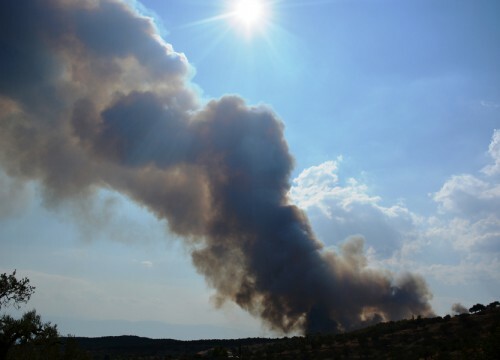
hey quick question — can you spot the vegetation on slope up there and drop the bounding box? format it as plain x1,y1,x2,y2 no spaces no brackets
71,303,500,359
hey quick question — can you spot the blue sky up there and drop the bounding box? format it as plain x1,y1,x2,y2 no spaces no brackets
149,0,499,209
1,0,499,339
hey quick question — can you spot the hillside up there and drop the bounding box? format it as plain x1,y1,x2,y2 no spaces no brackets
69,306,500,359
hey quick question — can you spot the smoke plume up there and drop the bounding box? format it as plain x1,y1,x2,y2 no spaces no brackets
0,0,433,333
451,303,469,315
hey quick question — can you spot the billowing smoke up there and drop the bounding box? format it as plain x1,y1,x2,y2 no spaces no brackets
451,303,469,315
0,0,433,333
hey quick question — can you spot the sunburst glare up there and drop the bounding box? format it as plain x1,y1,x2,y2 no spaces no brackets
229,0,271,36
175,0,296,71
234,0,264,26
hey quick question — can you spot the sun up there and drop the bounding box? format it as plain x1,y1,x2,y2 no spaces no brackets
183,1,274,40
234,0,264,26
230,0,269,34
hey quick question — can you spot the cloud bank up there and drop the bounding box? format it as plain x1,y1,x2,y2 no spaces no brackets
0,0,433,333
290,130,499,309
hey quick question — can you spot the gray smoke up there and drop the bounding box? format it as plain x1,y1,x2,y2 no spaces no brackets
451,303,469,315
0,0,433,334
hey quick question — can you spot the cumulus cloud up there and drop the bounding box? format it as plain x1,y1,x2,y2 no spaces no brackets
289,158,420,258
290,158,379,217
430,131,500,253
482,129,500,176
416,255,500,286
433,174,500,217
425,215,500,253
290,129,499,313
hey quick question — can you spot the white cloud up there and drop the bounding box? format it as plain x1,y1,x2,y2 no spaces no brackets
430,131,500,252
290,129,500,310
131,259,154,268
425,215,500,252
480,100,500,109
416,255,500,286
289,157,420,258
432,174,500,217
482,129,500,176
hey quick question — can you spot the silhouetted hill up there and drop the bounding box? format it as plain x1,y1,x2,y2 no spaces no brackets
68,306,500,359
68,335,276,359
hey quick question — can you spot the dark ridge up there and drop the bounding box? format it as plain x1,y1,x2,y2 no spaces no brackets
65,336,278,358
67,305,500,359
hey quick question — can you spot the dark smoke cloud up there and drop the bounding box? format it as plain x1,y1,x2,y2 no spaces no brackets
0,0,433,333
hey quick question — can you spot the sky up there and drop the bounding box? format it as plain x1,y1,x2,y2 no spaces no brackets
0,0,499,339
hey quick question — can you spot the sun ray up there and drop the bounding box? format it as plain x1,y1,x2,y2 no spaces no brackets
178,13,233,29
172,0,295,67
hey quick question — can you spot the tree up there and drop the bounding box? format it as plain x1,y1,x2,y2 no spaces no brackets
0,271,58,360
0,310,59,360
0,271,35,310
61,336,91,360
486,301,499,310
0,271,89,359
468,303,486,313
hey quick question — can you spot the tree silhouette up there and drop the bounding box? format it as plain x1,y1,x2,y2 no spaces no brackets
468,303,486,313
486,301,499,310
0,310,59,359
0,271,35,310
0,271,58,360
